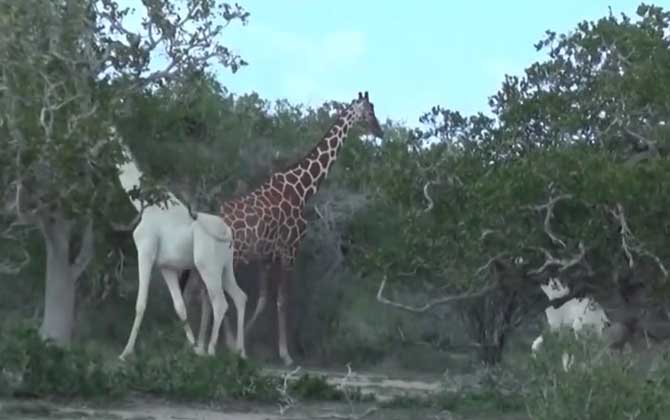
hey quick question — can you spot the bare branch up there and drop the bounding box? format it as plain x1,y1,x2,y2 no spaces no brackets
376,275,495,313
12,182,41,225
528,241,587,275
479,228,499,242
474,253,510,277
276,366,301,416
526,193,573,248
422,180,437,212
610,203,668,277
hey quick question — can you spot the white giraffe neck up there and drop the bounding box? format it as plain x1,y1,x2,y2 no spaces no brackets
116,151,185,213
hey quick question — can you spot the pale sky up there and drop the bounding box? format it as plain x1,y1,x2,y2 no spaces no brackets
120,1,646,126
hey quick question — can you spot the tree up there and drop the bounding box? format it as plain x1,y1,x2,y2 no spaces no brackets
0,0,248,346
361,3,670,363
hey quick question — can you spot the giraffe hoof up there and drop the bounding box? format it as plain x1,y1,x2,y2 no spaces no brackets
194,345,206,356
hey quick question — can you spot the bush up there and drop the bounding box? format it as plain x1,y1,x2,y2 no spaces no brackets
0,324,352,404
525,329,670,420
0,323,125,398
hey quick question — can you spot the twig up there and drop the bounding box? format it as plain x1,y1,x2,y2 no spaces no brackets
376,275,495,313
277,366,302,415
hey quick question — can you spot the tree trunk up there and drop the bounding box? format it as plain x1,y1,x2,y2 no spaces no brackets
479,343,504,366
39,217,76,346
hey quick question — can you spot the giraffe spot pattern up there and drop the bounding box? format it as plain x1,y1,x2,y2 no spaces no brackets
218,107,357,268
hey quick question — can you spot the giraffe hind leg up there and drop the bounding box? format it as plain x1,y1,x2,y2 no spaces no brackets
245,263,270,335
119,239,156,360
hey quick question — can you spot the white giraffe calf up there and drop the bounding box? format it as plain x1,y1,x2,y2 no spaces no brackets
115,139,247,360
532,277,609,371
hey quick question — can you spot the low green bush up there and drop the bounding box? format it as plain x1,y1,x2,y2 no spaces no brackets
0,324,348,403
525,329,670,420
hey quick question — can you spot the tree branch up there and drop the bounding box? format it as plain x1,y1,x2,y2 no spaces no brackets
12,182,41,225
527,241,587,275
526,193,573,248
422,180,438,212
376,275,495,313
610,203,668,277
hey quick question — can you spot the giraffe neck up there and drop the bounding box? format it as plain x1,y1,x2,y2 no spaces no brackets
271,106,357,203
116,150,184,213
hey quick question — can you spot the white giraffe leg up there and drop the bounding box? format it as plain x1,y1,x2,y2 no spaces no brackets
161,268,198,353
193,228,230,356
222,261,247,358
119,237,156,360
199,270,228,356
195,284,211,355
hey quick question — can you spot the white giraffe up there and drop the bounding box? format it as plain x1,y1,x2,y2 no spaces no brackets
531,277,609,370
115,137,247,360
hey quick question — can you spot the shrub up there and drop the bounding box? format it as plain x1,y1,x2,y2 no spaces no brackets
0,323,124,398
525,329,670,420
0,324,351,404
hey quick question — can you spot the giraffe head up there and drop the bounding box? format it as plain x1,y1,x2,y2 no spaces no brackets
352,91,384,139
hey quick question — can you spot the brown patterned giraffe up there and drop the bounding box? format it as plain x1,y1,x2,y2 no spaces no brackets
180,91,384,365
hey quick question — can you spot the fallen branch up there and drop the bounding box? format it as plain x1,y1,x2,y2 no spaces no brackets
376,275,495,313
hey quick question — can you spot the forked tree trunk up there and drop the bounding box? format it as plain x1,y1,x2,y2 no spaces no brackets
39,217,75,345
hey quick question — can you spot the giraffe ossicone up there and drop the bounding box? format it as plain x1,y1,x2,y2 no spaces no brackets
184,91,384,366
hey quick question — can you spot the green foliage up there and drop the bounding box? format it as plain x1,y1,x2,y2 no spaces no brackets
0,324,363,404
0,323,124,398
0,324,273,400
122,349,277,401
287,374,345,401
525,330,670,420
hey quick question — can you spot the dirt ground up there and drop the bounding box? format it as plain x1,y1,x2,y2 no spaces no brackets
0,368,527,420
